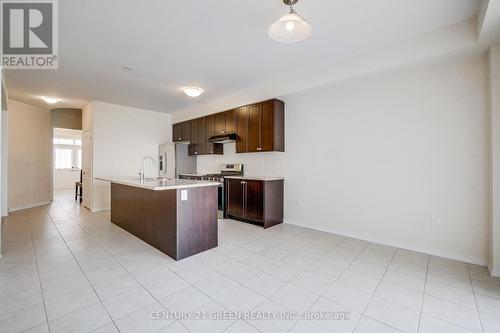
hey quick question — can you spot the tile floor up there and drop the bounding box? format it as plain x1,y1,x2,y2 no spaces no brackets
1,190,500,332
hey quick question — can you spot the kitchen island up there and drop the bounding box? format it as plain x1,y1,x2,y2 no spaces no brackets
97,177,220,260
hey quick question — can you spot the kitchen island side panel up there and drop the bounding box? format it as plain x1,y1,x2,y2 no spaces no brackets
176,186,218,260
110,183,178,259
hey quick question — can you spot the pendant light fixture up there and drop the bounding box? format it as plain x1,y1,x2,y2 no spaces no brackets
268,0,312,43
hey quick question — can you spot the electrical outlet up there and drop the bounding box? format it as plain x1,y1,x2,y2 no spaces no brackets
296,200,303,208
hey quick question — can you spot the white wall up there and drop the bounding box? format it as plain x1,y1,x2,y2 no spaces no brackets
489,43,500,275
7,100,51,211
1,74,7,216
196,53,490,265
89,101,171,211
0,71,5,257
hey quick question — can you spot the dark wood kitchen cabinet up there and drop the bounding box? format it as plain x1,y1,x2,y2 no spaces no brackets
172,121,191,142
189,116,223,156
225,178,283,228
189,118,205,156
172,98,284,153
214,110,237,135
235,99,284,153
173,123,182,142
225,109,237,134
214,112,226,135
204,115,223,155
236,106,248,154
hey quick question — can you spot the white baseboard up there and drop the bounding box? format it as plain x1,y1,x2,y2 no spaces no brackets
8,201,51,213
489,266,500,278
285,219,487,267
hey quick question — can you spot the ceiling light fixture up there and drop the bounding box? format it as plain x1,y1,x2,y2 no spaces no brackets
268,0,312,43
183,87,204,98
40,96,60,104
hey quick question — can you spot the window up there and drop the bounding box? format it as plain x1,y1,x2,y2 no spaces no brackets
53,129,83,170
55,149,73,169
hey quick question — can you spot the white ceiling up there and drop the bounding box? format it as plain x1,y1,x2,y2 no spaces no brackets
4,0,481,112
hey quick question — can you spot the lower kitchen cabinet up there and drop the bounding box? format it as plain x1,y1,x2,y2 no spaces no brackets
225,178,283,228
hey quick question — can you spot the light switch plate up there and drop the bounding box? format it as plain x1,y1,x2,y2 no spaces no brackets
181,190,188,201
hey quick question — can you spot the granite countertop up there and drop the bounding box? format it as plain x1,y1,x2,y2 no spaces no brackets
224,176,284,181
96,177,220,191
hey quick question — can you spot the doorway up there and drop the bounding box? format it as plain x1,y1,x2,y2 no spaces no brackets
52,128,82,200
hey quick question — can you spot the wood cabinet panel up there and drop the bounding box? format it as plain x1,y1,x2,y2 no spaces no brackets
190,119,199,144
225,179,283,228
173,123,182,142
245,180,264,222
214,112,226,135
247,104,260,153
236,106,248,153
225,109,237,134
260,101,274,152
197,117,206,154
205,114,216,154
182,122,191,142
226,179,244,217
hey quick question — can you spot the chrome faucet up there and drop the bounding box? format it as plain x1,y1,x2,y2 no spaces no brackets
139,156,157,182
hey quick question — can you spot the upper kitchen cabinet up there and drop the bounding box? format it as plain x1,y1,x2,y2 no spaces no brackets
172,121,191,142
172,98,284,154
188,117,205,156
205,115,223,155
189,116,223,156
236,99,284,153
214,109,237,135
236,106,248,154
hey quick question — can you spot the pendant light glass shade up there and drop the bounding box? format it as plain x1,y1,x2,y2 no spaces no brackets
268,11,312,43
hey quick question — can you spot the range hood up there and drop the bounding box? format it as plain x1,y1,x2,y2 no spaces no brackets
208,133,237,143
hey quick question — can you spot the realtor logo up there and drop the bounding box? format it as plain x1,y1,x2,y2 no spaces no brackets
1,0,58,69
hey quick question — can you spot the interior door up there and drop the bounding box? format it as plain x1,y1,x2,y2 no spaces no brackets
247,104,260,152
82,130,92,209
244,180,264,222
226,179,244,217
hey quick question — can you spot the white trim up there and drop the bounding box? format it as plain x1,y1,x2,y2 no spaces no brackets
489,266,500,278
8,201,51,212
285,219,487,266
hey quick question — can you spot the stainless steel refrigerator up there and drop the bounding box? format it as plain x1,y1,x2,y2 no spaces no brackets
158,143,196,179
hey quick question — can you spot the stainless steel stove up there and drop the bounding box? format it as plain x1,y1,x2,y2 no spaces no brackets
178,164,243,213
205,164,243,213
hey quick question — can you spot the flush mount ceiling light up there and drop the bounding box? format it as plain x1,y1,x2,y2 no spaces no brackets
268,0,312,43
183,87,204,98
40,96,60,104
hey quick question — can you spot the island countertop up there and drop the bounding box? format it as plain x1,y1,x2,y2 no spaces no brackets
96,177,220,191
